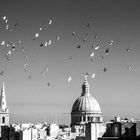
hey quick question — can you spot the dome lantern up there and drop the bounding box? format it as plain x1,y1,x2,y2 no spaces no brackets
81,73,90,96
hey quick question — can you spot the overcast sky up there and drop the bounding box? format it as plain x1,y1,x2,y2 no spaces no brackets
0,0,140,124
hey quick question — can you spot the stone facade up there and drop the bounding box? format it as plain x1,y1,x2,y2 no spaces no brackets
71,74,102,133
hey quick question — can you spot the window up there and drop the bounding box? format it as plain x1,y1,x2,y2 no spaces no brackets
97,117,100,122
114,126,118,137
83,116,86,121
80,116,82,122
2,116,5,123
76,117,78,122
91,117,93,122
88,116,91,121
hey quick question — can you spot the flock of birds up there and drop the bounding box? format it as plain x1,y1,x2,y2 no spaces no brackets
0,15,133,86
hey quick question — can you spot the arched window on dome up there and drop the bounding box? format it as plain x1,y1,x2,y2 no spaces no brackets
97,117,100,122
91,116,93,122
2,116,5,124
83,116,86,122
114,126,118,137
76,117,78,122
73,116,75,123
80,116,82,122
74,117,76,122
77,117,79,122
72,116,74,122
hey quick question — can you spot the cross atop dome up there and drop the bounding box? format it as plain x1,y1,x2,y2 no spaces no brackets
84,72,88,83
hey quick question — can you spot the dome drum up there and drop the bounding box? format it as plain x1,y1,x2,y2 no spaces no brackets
71,113,102,124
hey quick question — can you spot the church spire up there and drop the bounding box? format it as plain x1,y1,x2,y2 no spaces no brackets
81,73,90,96
0,82,7,111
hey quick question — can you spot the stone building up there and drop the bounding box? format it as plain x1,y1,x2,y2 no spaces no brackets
71,74,103,134
101,117,140,140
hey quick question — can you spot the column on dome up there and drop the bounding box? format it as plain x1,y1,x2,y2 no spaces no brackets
81,73,90,96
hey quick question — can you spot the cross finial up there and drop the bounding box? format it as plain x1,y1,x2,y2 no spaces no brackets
84,72,89,83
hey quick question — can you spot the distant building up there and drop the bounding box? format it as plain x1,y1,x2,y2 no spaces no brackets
38,127,47,140
75,122,106,140
85,122,106,140
101,117,140,140
1,125,22,140
0,82,9,137
22,128,38,140
47,123,59,138
0,122,60,140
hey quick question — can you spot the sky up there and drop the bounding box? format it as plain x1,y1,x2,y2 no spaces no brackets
0,0,140,125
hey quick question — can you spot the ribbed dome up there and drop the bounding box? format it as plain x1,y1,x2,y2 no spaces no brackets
71,94,101,114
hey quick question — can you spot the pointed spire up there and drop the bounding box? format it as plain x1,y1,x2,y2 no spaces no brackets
81,73,90,96
0,82,7,111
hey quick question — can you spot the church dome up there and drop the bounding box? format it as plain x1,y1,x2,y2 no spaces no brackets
71,94,101,114
71,74,101,114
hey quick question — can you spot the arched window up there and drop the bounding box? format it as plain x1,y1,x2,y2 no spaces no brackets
83,116,86,121
2,116,5,124
87,116,90,121
91,117,93,122
77,117,78,122
79,116,82,122
74,117,76,122
114,126,118,137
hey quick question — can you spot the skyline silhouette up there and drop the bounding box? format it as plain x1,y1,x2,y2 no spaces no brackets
0,0,140,124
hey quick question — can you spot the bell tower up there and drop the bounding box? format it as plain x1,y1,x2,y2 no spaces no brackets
0,82,9,126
